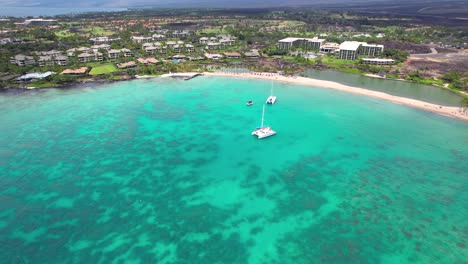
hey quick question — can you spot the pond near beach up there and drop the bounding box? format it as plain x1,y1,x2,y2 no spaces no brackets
300,69,463,106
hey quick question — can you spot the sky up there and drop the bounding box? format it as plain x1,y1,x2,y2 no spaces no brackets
0,0,356,8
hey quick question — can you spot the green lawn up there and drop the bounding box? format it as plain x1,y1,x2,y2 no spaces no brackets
198,28,228,34
83,27,114,36
321,56,358,67
89,64,118,75
55,30,78,38
280,20,306,26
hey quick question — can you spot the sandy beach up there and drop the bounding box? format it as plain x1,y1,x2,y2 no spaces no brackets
194,72,467,121
155,71,468,121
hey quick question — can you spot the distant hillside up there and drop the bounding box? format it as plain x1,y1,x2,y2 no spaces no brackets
312,0,468,20
0,0,433,9
4,0,468,19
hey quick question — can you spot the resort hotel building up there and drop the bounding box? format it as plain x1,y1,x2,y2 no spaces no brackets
278,37,325,51
360,43,385,57
338,41,384,60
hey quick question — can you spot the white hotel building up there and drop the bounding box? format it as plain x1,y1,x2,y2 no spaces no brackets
278,37,325,51
338,41,384,60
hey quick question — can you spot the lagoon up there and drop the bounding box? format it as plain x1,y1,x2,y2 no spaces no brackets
0,77,467,263
300,69,463,106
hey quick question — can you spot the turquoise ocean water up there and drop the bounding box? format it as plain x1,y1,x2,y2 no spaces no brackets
0,77,467,263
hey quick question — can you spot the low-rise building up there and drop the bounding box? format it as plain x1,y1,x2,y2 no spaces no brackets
17,71,54,82
77,47,92,54
0,38,13,44
77,53,93,63
108,48,132,59
117,61,137,69
11,51,68,67
320,42,340,53
207,42,220,50
23,19,57,26
185,44,194,52
188,56,205,61
145,46,158,55
152,34,166,41
121,48,132,57
95,52,104,62
137,58,159,65
361,58,394,65
166,41,177,48
91,44,111,52
33,50,63,57
220,39,235,46
38,56,55,67
10,54,36,66
143,43,154,49
205,53,223,60
224,52,241,58
170,30,192,38
78,52,103,63
172,55,186,60
55,55,68,66
131,36,153,44
90,36,121,44
199,37,208,44
108,49,121,59
36,54,68,67
217,34,235,40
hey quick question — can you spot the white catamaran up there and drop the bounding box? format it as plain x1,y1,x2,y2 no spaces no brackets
266,81,277,104
252,104,277,139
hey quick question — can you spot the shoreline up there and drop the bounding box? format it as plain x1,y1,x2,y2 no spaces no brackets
2,71,467,121
201,72,468,121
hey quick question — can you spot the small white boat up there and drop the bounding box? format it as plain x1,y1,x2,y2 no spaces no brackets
252,126,277,139
252,104,276,139
266,96,276,104
246,100,253,106
266,81,277,104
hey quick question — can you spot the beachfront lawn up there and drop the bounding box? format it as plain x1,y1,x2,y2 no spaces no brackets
321,56,358,67
89,64,118,75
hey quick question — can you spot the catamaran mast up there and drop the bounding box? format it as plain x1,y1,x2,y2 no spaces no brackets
261,104,265,128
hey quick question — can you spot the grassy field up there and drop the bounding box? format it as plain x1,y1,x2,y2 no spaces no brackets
321,56,359,67
198,28,228,34
280,20,306,26
83,27,114,36
89,64,118,75
55,30,78,38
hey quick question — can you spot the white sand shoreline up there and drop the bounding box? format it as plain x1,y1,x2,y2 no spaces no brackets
147,72,468,121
